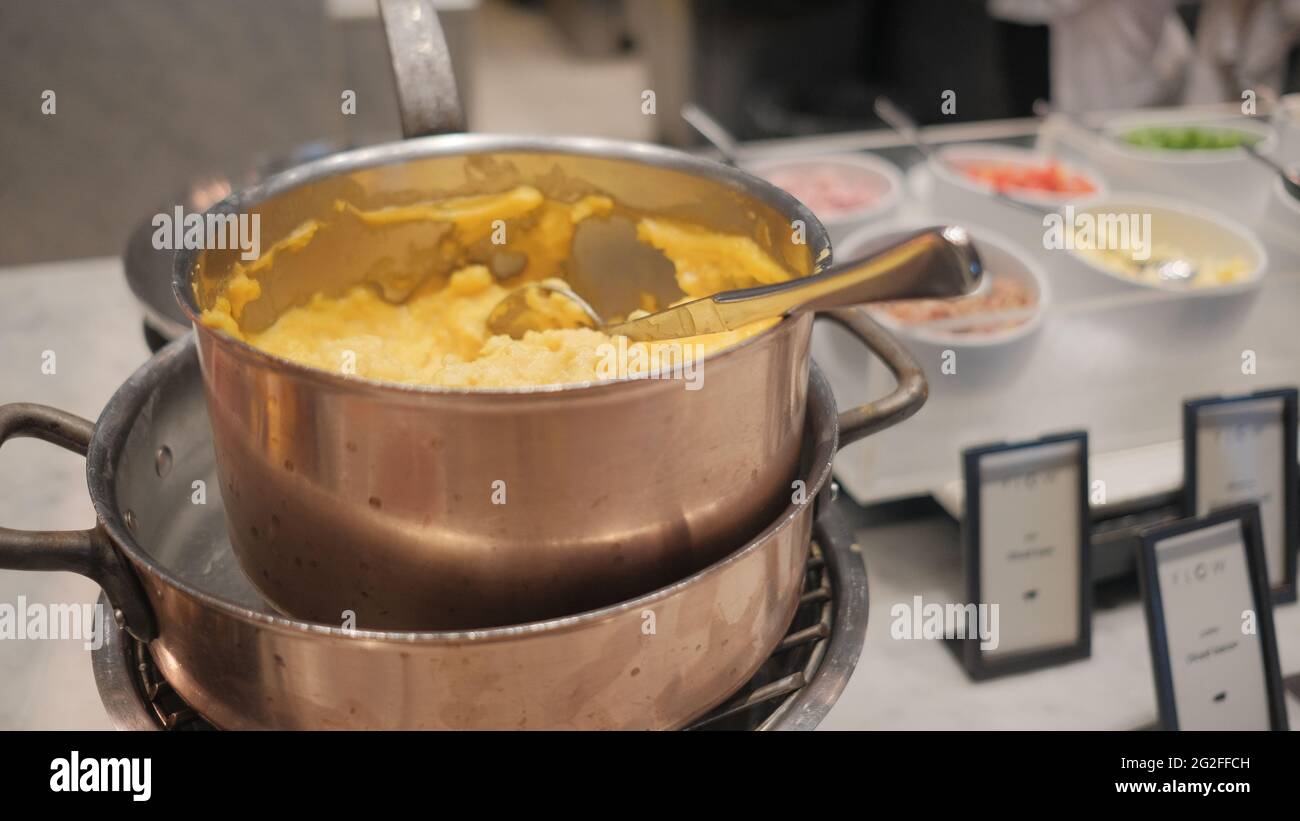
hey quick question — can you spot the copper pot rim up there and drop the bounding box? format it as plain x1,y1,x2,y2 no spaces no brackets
172,133,832,399
87,334,839,646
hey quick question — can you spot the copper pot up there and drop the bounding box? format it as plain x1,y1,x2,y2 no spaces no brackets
174,134,987,630
158,2,977,630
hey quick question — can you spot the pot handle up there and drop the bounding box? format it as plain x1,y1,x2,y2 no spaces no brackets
379,0,467,138
0,404,157,642
820,308,928,448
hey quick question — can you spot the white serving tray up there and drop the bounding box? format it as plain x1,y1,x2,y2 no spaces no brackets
810,155,1298,508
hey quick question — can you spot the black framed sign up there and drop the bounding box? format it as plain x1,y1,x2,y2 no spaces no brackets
1137,504,1289,731
1183,388,1298,604
955,431,1091,680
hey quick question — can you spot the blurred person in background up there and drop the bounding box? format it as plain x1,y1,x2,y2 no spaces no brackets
989,0,1300,112
1183,0,1300,102
988,0,1191,112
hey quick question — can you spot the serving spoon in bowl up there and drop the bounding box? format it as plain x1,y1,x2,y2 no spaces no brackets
874,96,1054,219
681,103,741,166
487,226,983,342
1240,141,1300,200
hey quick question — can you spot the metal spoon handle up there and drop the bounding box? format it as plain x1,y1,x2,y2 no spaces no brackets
1241,140,1291,178
605,227,982,341
681,103,740,165
873,96,937,161
719,226,981,315
876,95,1047,216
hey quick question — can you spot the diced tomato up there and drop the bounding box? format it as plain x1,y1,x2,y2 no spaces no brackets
955,160,1095,196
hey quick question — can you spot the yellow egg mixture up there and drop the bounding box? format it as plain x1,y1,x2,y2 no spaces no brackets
200,186,795,388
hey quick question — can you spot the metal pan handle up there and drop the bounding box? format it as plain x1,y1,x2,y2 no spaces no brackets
819,308,928,448
379,0,467,138
0,404,156,641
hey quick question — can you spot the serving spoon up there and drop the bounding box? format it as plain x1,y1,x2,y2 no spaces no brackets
1241,141,1300,200
874,96,1053,219
487,226,983,342
681,103,741,166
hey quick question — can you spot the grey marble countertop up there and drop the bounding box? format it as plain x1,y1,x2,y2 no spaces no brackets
819,506,1300,730
0,257,150,730
2,257,1297,730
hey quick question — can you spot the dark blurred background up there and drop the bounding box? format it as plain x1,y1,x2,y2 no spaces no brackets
2,0,1297,265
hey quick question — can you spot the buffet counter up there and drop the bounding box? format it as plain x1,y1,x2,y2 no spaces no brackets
5,257,1296,730
5,100,1300,729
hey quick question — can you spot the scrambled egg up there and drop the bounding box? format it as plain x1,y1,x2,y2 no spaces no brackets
1075,243,1251,289
199,187,794,388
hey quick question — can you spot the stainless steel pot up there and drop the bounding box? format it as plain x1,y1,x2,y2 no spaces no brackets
0,312,922,729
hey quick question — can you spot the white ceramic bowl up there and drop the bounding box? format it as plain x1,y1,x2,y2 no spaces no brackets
744,153,903,247
927,143,1106,239
1062,194,1267,296
837,221,1050,348
1100,113,1276,163
1091,114,1278,219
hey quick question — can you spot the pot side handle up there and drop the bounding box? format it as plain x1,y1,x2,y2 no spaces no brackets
379,0,467,138
820,308,928,448
0,403,157,642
